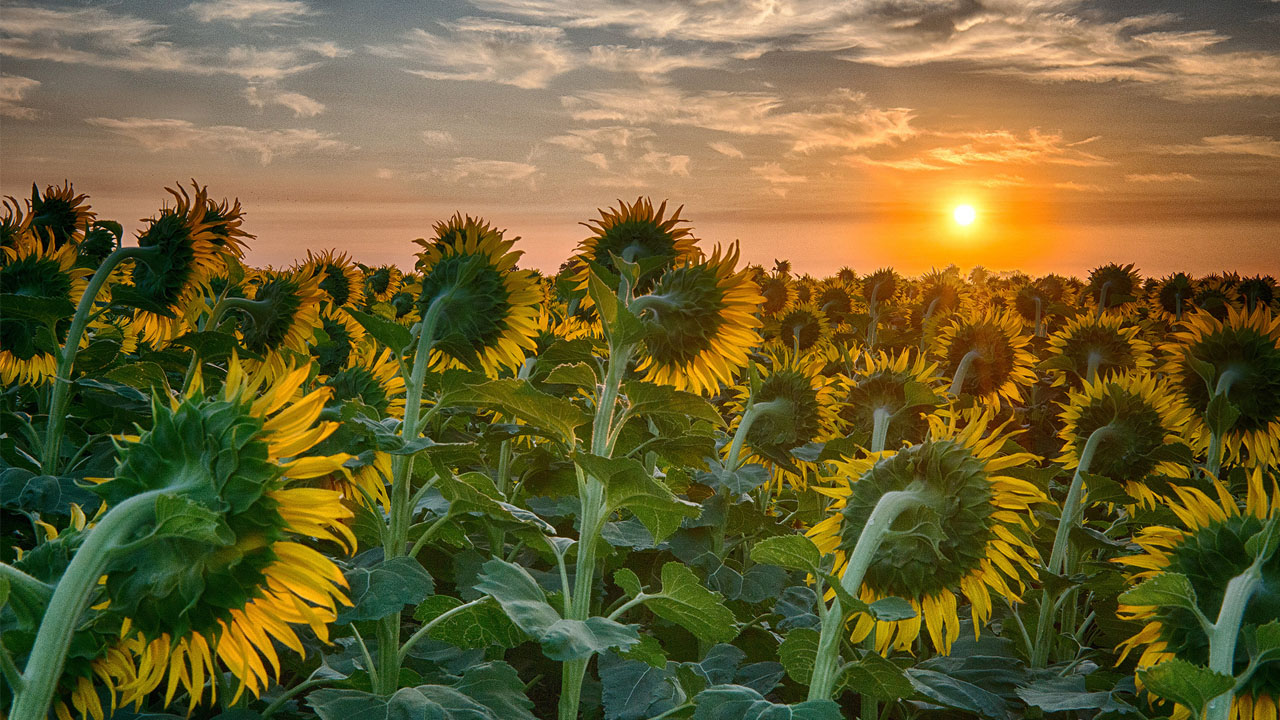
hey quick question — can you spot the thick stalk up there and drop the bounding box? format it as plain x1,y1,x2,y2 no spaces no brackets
179,296,262,393
1095,280,1111,319
1032,424,1113,667
869,407,891,454
1033,296,1044,338
42,246,156,473
375,293,447,695
866,283,882,348
725,398,789,472
1085,350,1103,386
1204,560,1262,720
948,349,982,398
10,490,163,720
1206,369,1240,478
1174,289,1183,323
808,489,927,702
918,297,940,352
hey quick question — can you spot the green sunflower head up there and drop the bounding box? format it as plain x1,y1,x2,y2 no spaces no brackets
759,275,792,315
1087,263,1140,311
418,251,513,365
312,314,357,376
1239,276,1276,312
75,222,121,269
239,274,307,354
1155,273,1196,318
326,365,391,415
746,366,825,466
635,261,728,368
28,181,93,250
863,268,899,306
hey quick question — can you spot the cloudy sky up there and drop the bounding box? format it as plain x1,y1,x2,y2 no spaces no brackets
2,0,1278,277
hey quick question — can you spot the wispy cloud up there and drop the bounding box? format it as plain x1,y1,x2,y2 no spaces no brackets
857,129,1110,171
85,117,351,164
421,130,458,148
1125,172,1201,183
708,141,744,159
0,73,40,120
585,45,724,77
1157,135,1280,159
243,86,325,117
188,0,312,24
0,5,340,81
440,157,540,187
370,19,574,89
751,162,806,196
544,126,690,187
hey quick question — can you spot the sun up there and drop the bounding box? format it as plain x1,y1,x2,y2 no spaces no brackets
953,204,977,226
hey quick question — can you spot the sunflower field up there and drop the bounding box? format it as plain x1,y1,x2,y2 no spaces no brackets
2,181,1279,720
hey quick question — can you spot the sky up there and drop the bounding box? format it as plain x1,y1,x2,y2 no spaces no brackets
2,0,1279,278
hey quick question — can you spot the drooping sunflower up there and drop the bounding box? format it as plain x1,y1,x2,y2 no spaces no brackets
816,279,859,323
808,409,1045,655
1194,274,1240,320
1238,276,1276,313
235,267,325,358
838,350,944,451
414,215,540,375
567,197,701,296
1011,280,1060,335
862,267,900,309
305,249,366,310
200,193,252,260
758,273,796,317
933,309,1037,404
1150,273,1197,325
1044,313,1156,386
2,194,33,258
1115,469,1280,720
128,184,224,345
75,222,122,271
90,359,356,709
319,346,405,510
773,302,832,354
1087,263,1142,315
631,242,763,396
1056,372,1194,508
311,306,367,377
0,240,91,385
28,181,94,250
1162,306,1280,468
912,269,964,330
364,264,404,304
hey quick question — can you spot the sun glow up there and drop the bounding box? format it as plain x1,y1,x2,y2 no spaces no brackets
953,204,977,226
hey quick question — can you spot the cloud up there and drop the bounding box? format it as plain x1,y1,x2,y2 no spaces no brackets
1052,181,1105,192
371,18,574,89
189,0,312,24
857,128,1110,171
708,141,744,158
422,130,458,148
471,0,1280,100
544,126,690,187
1157,135,1280,159
750,162,806,196
0,73,40,120
85,117,352,164
585,45,724,77
1125,172,1201,183
243,86,325,117
0,5,340,81
563,86,915,154
441,157,540,187
978,174,1027,188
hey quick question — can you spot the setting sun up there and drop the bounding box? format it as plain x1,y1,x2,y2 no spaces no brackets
953,204,977,226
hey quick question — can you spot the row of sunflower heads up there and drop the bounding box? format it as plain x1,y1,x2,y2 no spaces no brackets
5,358,357,719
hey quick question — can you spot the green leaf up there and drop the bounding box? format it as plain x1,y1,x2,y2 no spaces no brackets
1205,393,1242,437
620,634,668,669
1248,620,1280,669
867,597,916,622
901,381,942,410
308,685,500,720
169,331,255,361
337,556,435,624
840,652,914,701
451,662,537,720
1245,516,1280,562
474,557,562,637
906,668,1008,719
440,472,554,534
455,379,590,445
641,562,738,644
691,685,842,720
579,453,701,543
346,308,413,356
410,595,526,649
1016,677,1139,715
540,616,641,661
779,628,820,685
1119,573,1201,616
599,653,676,720
543,362,598,388
151,494,233,545
623,381,725,426
749,535,821,574
0,293,75,325
105,362,172,394
588,269,646,346
614,568,644,598
1138,659,1235,719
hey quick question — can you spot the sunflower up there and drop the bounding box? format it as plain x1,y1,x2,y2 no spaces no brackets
311,306,366,377
1162,306,1280,468
1114,470,1280,720
816,279,859,322
414,216,540,375
838,350,944,452
836,266,858,285
774,302,832,354
28,181,94,250
725,348,841,484
1238,276,1276,313
1045,313,1156,386
807,409,1045,654
2,194,33,258
306,249,366,310
1087,263,1142,315
230,267,325,359
75,222,122,271
1194,275,1240,321
201,193,252,260
862,268,900,309
758,273,796,317
1150,273,1197,324
128,184,225,345
0,240,91,385
912,270,964,330
364,264,404,304
1056,372,1194,508
320,346,404,510
89,358,356,709
933,309,1037,404
567,197,701,296
631,242,763,396
1011,281,1058,336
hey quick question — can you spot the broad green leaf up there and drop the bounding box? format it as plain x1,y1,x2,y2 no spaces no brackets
456,379,590,445
642,563,738,644
346,308,413,355
599,653,676,720
151,494,233,545
411,595,526,649
169,331,254,361
337,556,435,624
868,597,916,622
588,269,646,346
614,568,643,598
1016,676,1139,714
105,362,172,394
840,653,913,701
691,685,842,720
750,535,821,574
0,293,75,324
1248,620,1280,668
540,616,641,661
1138,659,1235,720
543,362,598,388
1205,393,1242,437
474,558,561,637
901,381,942,409
906,668,1008,719
1246,516,1280,562
623,381,724,425
620,634,668,669
452,662,537,720
779,628,820,685
439,472,554,533
308,685,499,720
1119,573,1200,616
580,453,700,542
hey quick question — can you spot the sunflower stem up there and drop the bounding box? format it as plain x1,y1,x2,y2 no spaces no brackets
1204,558,1263,720
42,245,157,474
398,597,490,663
1032,423,1113,668
1096,280,1111,319
1205,369,1240,478
10,489,163,720
808,489,928,702
948,349,982,398
180,296,260,393
1085,351,1103,385
725,398,790,471
870,407,892,454
1034,296,1044,337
